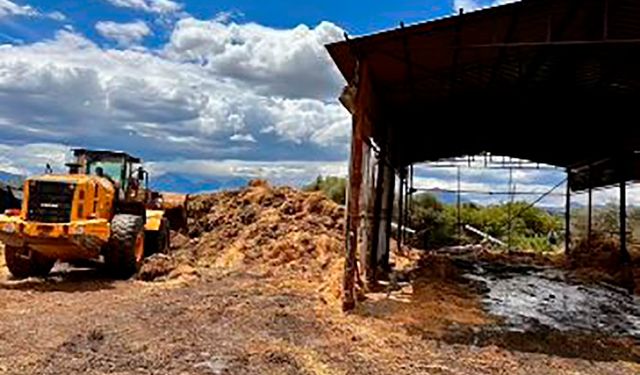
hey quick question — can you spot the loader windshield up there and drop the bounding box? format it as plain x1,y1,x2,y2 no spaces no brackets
74,150,140,191
87,159,125,186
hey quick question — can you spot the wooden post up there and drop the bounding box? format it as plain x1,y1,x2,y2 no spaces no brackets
341,59,378,311
380,163,395,272
620,178,631,263
588,186,593,246
565,170,571,255
397,170,405,250
343,113,364,312
403,165,412,244
618,157,634,293
359,144,372,284
368,152,386,286
457,166,462,244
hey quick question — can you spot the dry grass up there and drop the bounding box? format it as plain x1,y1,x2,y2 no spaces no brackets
358,254,493,338
141,180,345,293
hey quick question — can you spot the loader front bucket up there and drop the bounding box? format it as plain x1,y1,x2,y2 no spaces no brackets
159,193,188,232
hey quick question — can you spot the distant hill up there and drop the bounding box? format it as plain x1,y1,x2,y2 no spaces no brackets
150,173,249,194
417,189,472,205
538,206,565,215
0,171,24,188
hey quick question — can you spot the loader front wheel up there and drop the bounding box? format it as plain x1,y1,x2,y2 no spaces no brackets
105,214,145,279
4,245,55,279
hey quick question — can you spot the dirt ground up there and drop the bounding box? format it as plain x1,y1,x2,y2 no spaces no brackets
1,182,640,374
1,256,638,375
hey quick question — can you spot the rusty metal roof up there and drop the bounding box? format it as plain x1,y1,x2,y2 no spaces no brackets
327,0,640,190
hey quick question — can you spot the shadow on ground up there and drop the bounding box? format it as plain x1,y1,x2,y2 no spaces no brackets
0,263,116,293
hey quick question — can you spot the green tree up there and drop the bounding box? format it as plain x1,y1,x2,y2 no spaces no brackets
304,176,347,205
408,193,456,249
406,194,562,252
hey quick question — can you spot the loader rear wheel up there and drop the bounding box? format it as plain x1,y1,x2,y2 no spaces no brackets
4,245,55,279
105,214,144,279
144,217,170,256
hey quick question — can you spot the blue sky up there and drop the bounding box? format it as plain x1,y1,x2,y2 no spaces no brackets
5,0,456,45
0,0,626,205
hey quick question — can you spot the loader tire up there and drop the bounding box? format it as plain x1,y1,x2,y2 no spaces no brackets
105,214,144,279
144,217,170,256
4,245,55,279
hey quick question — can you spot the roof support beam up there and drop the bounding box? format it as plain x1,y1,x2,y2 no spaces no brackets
450,8,464,94
518,0,583,87
602,0,609,40
400,22,416,100
489,4,521,87
358,38,640,56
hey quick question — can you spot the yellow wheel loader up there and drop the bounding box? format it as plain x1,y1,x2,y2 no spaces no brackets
0,149,187,279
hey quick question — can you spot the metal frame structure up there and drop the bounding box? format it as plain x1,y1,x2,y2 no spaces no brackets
327,0,640,310
413,159,569,250
411,157,566,248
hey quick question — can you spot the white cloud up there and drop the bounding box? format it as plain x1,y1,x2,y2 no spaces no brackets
0,0,65,20
0,142,348,188
453,0,520,13
0,21,349,170
414,158,563,184
104,0,182,14
0,0,37,18
453,0,479,12
0,143,70,176
96,20,152,46
47,11,66,22
147,158,348,186
212,10,244,24
414,176,493,193
264,98,350,145
165,18,345,100
413,161,567,206
229,134,256,143
411,160,640,207
0,13,351,192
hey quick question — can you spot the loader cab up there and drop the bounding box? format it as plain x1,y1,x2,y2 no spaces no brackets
71,149,148,202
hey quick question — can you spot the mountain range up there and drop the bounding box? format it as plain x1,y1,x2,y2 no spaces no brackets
0,170,250,194
150,173,249,194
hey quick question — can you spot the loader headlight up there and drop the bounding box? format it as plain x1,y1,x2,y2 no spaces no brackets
2,223,16,233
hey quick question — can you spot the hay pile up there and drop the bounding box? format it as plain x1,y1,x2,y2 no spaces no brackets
0,244,4,272
569,233,626,270
140,180,345,283
567,233,639,292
